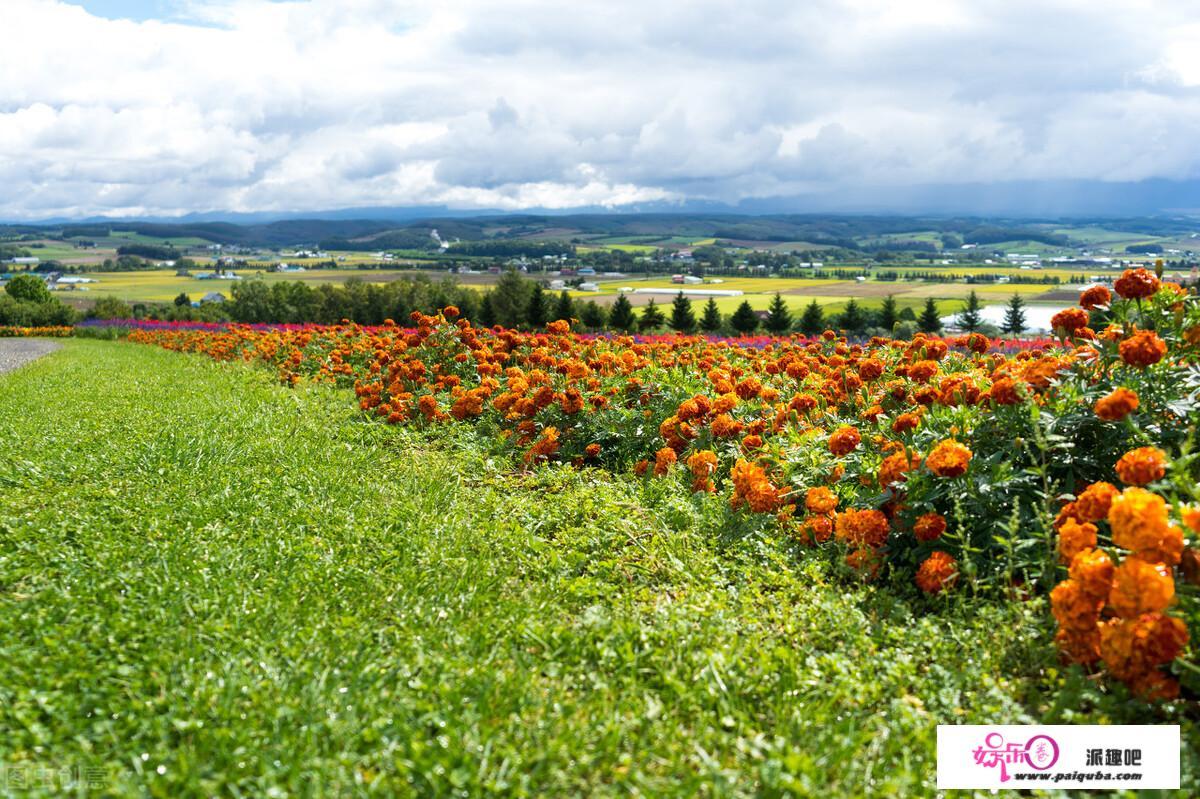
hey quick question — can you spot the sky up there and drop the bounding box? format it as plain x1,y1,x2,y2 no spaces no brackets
4,0,1200,220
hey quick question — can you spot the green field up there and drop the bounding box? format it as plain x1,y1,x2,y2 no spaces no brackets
3,341,1189,795
570,274,1068,316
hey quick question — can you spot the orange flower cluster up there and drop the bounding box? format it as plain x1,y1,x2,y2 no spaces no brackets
916,551,958,594
1093,387,1138,421
1053,462,1191,700
1118,330,1167,368
126,274,1197,639
730,458,782,513
1113,267,1160,300
1114,446,1167,487
925,440,972,478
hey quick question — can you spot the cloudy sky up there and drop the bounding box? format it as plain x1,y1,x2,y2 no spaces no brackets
3,0,1200,219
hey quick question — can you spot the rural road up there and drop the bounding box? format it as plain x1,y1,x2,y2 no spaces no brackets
0,339,61,375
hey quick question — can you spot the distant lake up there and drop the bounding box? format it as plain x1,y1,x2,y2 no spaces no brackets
941,304,1072,333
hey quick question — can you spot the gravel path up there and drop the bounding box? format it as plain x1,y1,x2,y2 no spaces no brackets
0,339,62,375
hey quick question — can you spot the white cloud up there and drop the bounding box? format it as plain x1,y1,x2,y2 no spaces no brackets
1,0,1200,218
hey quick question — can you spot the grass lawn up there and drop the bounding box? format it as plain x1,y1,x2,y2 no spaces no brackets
0,342,1191,796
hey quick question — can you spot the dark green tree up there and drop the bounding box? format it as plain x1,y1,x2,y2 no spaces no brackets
898,306,918,322
670,291,697,333
552,290,574,323
525,283,548,328
798,300,825,336
730,300,759,335
918,298,942,333
638,298,665,332
477,292,497,328
700,298,722,332
490,269,530,329
90,296,131,320
878,294,899,331
1002,293,1027,335
839,298,867,333
956,290,983,332
174,292,191,307
4,274,52,304
764,292,792,333
580,300,606,330
609,293,637,332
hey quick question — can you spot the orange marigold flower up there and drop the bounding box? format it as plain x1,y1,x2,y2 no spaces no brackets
1079,284,1112,310
1055,627,1101,665
1118,330,1167,368
798,514,835,545
1113,267,1160,299
1100,613,1188,690
891,411,921,433
584,443,601,459
524,426,561,464
828,425,861,456
878,450,917,487
1094,387,1138,421
1074,481,1120,523
1069,548,1114,601
730,458,782,513
988,377,1023,405
1114,446,1167,486
925,440,972,478
633,459,650,476
1051,307,1090,333
915,551,958,594
653,447,677,477
686,449,718,478
835,508,890,548
805,486,839,515
913,512,947,542
845,546,882,579
1051,579,1103,633
1182,506,1200,534
1108,557,1175,618
1058,517,1098,563
710,413,743,439
1108,487,1183,565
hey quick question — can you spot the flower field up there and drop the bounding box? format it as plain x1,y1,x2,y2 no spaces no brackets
127,268,1200,702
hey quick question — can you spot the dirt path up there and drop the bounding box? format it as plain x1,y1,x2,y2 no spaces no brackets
0,339,62,375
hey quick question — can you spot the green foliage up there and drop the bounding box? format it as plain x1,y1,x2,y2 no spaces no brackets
173,292,191,307
700,298,722,333
838,298,866,333
5,274,52,304
1003,293,1027,335
0,275,77,326
918,298,942,333
525,283,548,329
552,290,574,323
878,294,899,330
579,300,606,330
799,299,825,335
669,292,697,333
764,292,792,334
1,341,1193,795
729,300,759,335
225,275,484,326
608,294,637,332
489,269,531,329
89,296,132,320
638,298,665,332
956,290,984,332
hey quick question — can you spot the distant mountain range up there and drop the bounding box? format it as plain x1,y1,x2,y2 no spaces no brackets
9,178,1200,227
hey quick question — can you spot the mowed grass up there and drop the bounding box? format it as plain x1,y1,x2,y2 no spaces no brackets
1,342,1193,796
